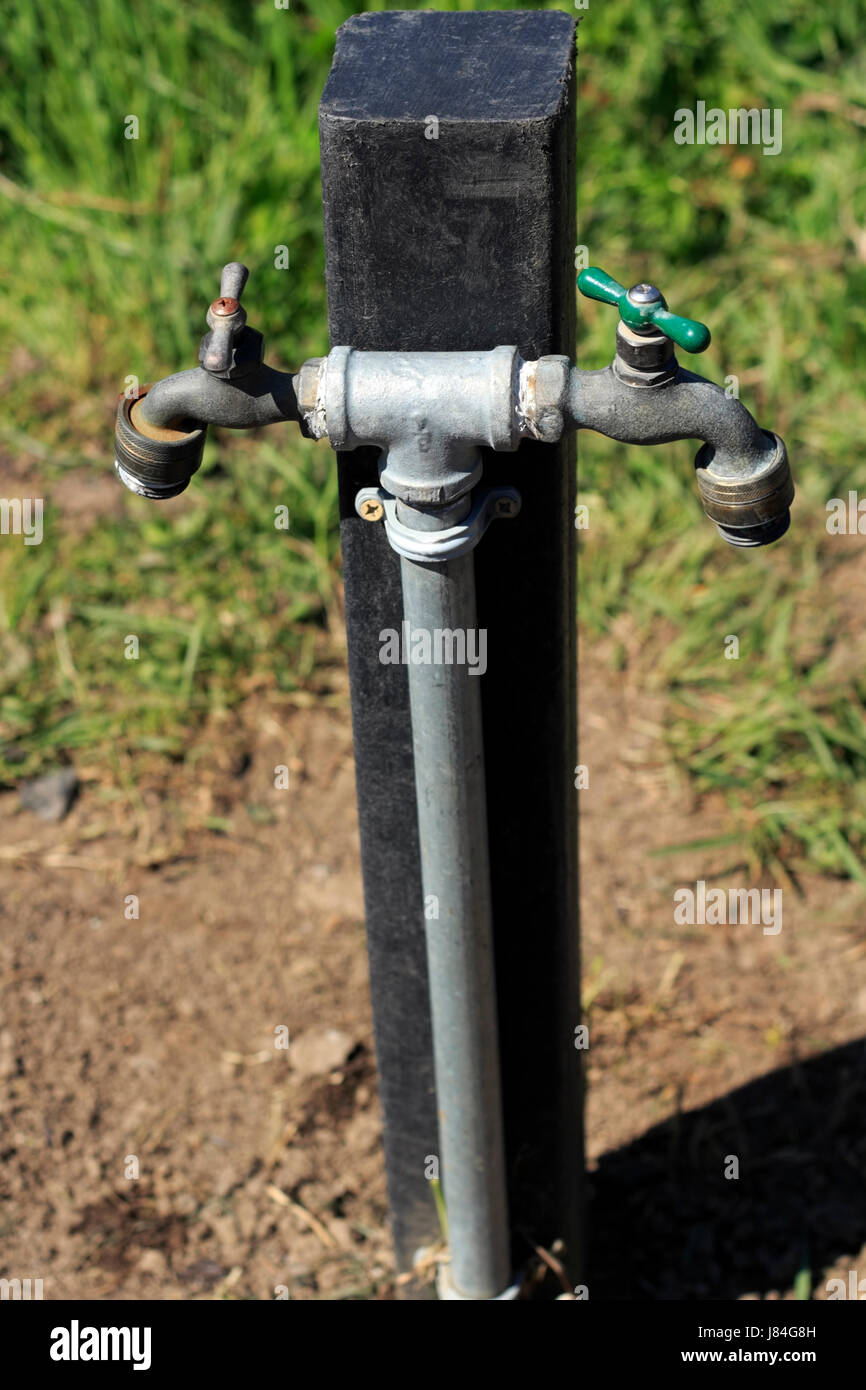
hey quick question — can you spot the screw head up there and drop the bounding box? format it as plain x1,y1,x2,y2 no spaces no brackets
495,495,518,517
360,498,384,522
627,282,664,306
211,296,240,317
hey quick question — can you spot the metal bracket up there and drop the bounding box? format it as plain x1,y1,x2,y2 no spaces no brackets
355,486,521,563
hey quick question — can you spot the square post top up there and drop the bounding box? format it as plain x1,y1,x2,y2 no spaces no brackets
320,10,575,123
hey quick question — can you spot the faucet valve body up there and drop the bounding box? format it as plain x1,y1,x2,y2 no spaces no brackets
613,322,677,386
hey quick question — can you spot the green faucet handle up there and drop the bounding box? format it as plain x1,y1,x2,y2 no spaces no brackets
577,266,711,354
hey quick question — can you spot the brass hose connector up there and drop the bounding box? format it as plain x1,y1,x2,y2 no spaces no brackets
114,387,206,499
695,435,793,548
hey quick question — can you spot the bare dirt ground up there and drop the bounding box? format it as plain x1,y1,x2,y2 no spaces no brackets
578,643,866,1301
2,616,865,1301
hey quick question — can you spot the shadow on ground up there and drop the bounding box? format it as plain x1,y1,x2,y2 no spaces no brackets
589,1037,866,1299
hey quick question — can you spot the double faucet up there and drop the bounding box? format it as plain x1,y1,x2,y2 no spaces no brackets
115,261,793,551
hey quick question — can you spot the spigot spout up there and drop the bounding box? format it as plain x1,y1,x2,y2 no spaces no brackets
114,364,302,500
568,364,771,473
136,364,301,432
566,363,793,548
114,263,303,499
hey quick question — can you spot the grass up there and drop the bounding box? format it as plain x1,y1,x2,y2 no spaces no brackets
0,429,342,777
1,0,866,881
576,0,866,883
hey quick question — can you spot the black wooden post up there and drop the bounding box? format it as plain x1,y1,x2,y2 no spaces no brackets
319,10,580,1294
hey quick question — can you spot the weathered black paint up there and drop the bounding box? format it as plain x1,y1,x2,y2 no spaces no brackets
319,9,581,1292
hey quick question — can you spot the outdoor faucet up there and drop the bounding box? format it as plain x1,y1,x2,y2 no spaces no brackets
569,267,793,547
112,258,793,1301
115,260,792,548
114,263,301,499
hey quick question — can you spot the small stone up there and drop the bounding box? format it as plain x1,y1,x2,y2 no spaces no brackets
137,1248,168,1278
19,769,79,821
289,1028,353,1079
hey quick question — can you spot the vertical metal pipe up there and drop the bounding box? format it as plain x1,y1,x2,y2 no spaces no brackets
399,530,511,1300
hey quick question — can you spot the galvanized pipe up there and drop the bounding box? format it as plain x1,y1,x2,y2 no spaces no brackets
398,500,511,1300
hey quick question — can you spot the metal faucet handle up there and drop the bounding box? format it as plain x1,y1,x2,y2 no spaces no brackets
219,262,248,303
577,265,711,354
201,262,250,375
